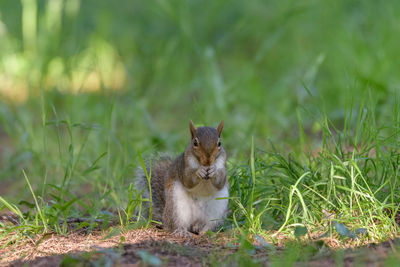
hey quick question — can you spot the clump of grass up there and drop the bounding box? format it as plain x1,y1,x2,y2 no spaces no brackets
228,100,400,245
0,96,151,243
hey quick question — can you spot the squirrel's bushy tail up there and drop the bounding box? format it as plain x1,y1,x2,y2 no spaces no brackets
134,155,173,222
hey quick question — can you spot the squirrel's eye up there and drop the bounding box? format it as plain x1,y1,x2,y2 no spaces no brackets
218,141,221,147
193,138,199,147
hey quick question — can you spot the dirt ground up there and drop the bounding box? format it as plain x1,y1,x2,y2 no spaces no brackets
2,228,232,266
1,227,400,267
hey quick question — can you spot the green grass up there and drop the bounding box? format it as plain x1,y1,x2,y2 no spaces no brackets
0,0,400,265
230,101,400,241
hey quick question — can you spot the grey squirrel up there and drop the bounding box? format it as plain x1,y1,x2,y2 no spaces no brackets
135,120,228,237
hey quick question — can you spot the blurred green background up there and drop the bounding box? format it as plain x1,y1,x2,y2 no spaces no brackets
0,0,399,203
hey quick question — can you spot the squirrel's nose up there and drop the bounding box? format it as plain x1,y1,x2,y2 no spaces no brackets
203,158,211,166
201,154,214,166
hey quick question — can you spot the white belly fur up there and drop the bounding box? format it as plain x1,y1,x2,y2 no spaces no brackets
173,179,228,231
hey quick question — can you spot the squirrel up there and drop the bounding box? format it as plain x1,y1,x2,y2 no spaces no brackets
135,120,228,237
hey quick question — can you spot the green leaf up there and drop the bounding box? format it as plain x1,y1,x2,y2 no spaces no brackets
102,227,121,240
255,235,276,252
334,221,355,239
294,225,308,237
137,250,162,266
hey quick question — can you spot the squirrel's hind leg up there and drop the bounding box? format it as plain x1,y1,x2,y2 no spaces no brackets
163,179,194,235
190,220,207,235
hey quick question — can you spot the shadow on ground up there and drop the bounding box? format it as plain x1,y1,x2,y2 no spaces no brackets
7,237,400,267
9,240,212,266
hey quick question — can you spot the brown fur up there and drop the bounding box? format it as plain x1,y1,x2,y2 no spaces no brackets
190,126,221,166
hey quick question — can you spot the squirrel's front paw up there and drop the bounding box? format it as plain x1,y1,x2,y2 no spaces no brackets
207,165,216,178
196,166,208,179
172,228,192,238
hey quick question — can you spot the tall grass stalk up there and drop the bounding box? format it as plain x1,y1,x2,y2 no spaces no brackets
23,170,48,232
137,153,152,227
274,172,310,236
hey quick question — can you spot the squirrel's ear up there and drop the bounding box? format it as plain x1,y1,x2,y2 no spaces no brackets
189,120,197,139
217,120,224,137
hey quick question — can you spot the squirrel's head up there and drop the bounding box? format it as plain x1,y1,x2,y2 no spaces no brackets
189,120,224,166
